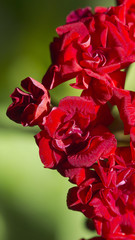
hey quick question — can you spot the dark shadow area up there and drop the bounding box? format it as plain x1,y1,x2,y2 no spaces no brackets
85,218,95,232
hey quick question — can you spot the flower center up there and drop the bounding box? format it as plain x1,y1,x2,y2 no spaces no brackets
81,49,107,70
92,50,106,67
53,120,90,154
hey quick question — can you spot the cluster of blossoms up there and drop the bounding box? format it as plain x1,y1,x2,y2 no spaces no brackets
7,0,135,239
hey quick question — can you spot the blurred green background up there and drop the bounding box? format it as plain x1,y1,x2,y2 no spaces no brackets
1,0,135,239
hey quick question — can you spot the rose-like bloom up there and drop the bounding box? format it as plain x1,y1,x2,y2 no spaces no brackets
67,155,116,216
35,96,116,170
67,144,135,239
92,159,135,239
42,5,134,103
7,77,50,127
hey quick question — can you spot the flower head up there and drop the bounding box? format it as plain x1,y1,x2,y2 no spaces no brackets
7,77,50,127
42,5,135,105
35,96,116,170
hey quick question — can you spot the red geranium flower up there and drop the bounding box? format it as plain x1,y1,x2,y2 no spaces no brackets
67,144,135,239
42,5,134,104
35,96,116,170
7,77,50,127
67,155,116,215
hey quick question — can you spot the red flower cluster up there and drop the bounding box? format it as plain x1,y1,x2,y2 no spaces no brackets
6,0,135,239
68,146,135,239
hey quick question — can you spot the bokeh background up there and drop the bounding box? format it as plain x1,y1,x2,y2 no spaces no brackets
1,0,135,239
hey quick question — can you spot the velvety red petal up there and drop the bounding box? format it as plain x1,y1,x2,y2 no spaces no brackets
58,96,97,125
38,137,55,168
60,59,82,77
115,146,132,166
67,187,82,209
66,7,92,24
45,107,66,137
21,103,37,126
21,77,49,100
78,185,92,204
68,126,117,168
57,163,87,185
130,127,135,161
109,70,126,89
56,22,89,49
42,65,64,90
93,103,114,127
91,78,113,104
112,88,135,134
6,88,31,123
